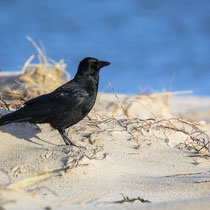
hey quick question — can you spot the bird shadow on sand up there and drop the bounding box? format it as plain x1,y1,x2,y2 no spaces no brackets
0,122,57,146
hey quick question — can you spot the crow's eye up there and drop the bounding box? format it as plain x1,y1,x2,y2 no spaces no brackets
91,62,97,68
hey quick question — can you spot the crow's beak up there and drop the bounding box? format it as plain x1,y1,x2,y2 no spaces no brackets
97,60,111,69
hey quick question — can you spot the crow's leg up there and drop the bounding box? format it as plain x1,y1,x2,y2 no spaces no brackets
58,129,76,146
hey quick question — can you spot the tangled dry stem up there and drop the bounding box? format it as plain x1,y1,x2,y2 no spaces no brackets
0,87,26,111
84,114,210,155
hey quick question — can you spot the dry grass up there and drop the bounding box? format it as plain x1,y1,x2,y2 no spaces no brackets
83,115,210,155
0,88,26,111
85,86,210,155
0,37,70,111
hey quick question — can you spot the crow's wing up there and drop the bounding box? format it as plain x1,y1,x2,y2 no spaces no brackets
25,94,50,105
25,81,89,115
50,85,89,106
0,81,90,124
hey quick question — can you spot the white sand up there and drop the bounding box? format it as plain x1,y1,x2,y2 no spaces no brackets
0,73,210,209
0,120,209,210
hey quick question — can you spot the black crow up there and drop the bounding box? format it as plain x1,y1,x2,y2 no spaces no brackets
0,57,110,146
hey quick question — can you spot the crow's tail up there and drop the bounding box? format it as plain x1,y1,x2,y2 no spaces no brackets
0,111,28,126
0,114,13,126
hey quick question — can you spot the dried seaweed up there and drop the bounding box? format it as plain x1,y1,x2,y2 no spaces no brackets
113,194,151,204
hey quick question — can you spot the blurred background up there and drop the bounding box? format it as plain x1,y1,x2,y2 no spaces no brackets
0,0,210,95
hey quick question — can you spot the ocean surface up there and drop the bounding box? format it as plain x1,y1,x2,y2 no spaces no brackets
0,0,210,95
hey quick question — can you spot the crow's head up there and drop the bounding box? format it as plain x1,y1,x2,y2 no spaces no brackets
76,57,110,76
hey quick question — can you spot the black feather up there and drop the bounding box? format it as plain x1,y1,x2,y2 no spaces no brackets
0,57,110,146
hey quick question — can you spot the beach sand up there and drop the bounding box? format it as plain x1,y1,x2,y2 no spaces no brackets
0,73,210,210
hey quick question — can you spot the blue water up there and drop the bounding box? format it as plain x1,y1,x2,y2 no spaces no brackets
0,0,210,95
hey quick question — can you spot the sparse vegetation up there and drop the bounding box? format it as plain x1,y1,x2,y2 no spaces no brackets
0,39,209,208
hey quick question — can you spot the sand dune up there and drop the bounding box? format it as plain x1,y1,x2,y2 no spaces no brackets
0,72,210,210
